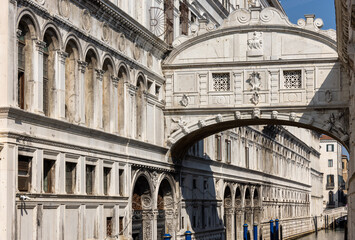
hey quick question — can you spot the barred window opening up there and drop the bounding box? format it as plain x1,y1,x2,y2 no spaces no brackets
283,70,302,89
212,73,230,91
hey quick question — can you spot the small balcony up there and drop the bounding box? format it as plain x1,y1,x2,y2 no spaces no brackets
326,183,335,190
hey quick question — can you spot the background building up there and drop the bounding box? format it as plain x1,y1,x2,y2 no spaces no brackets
319,135,345,208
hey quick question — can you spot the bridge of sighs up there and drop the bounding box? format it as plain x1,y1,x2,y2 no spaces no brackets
161,7,349,159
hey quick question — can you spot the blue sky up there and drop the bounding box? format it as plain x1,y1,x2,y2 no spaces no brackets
280,0,336,30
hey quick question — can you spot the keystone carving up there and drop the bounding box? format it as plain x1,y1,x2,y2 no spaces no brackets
216,114,223,122
253,108,260,119
198,120,206,128
324,112,348,140
170,117,188,134
289,112,297,121
271,111,278,119
235,111,242,119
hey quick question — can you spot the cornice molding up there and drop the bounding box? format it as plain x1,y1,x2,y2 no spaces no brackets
0,107,169,155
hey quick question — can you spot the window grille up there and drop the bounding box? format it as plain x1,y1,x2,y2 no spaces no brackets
106,217,113,237
212,73,230,91
283,70,302,89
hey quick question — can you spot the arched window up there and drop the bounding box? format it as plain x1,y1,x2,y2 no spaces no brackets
43,29,59,117
17,17,36,110
84,49,98,127
157,179,173,239
102,58,113,132
65,39,80,122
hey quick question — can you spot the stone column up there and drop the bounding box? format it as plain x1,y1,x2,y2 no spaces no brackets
77,156,85,194
152,210,158,240
112,76,119,134
0,144,17,239
127,84,136,138
33,40,46,114
142,210,153,240
97,159,103,195
225,208,235,240
235,209,244,240
95,69,104,129
78,61,87,126
56,50,68,119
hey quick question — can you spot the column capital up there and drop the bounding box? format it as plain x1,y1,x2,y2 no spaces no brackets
57,50,68,63
95,69,104,81
35,40,46,52
111,75,119,87
77,60,88,73
16,29,22,38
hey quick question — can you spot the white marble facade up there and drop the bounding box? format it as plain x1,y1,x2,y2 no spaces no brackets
0,0,347,240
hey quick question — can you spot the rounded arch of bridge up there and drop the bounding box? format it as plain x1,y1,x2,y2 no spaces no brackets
167,111,349,159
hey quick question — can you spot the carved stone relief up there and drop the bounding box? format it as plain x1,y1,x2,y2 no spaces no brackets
147,52,153,68
118,33,126,52
170,117,188,134
82,10,91,32
248,72,261,105
324,112,348,140
247,32,263,56
179,94,189,107
102,23,111,43
132,44,141,61
58,0,70,18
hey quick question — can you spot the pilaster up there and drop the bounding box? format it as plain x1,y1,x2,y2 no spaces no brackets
33,40,46,114
95,69,104,130
78,61,87,126
269,70,279,104
112,76,119,134
56,50,68,119
233,71,243,105
0,144,16,239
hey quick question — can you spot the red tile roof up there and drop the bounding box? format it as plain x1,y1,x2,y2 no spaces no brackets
320,135,334,140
